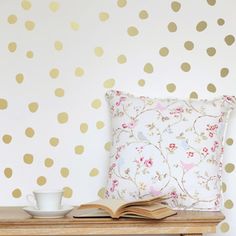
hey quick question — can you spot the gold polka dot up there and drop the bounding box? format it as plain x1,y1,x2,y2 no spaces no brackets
0,98,8,110
189,91,198,99
224,199,233,209
220,68,229,78
25,127,35,138
25,20,35,31
171,1,181,12
55,88,64,97
26,50,34,58
104,141,112,151
49,137,59,147
8,15,17,24
23,153,34,164
8,42,17,52
96,121,104,129
207,83,216,93
117,0,127,8
166,83,176,93
89,168,99,177
139,10,148,19
75,145,84,155
21,0,31,10
44,158,54,168
4,168,13,178
37,176,47,186
226,138,233,145
206,47,216,56
2,134,12,144
94,47,104,57
80,123,88,134
70,21,80,31
12,189,22,198
222,182,227,193
184,41,194,50
144,63,154,73
103,79,115,89
159,47,169,57
196,21,207,32
127,26,139,36
117,55,127,64
61,167,69,177
63,187,72,198
49,1,60,12
225,163,235,173
91,99,102,109
98,187,106,199
99,12,109,21
207,0,216,6
54,41,63,51
75,67,84,77
16,73,24,84
57,112,68,124
28,102,39,112
224,34,235,46
181,62,191,72
167,22,177,32
138,79,145,87
217,18,225,26
49,68,59,79
220,222,230,233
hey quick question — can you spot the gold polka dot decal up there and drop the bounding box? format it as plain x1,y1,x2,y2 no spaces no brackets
89,168,99,177
49,68,59,79
21,0,31,10
224,199,234,209
189,91,198,99
12,188,22,198
127,26,139,36
99,12,109,22
80,123,88,133
49,1,60,12
171,1,181,12
103,79,115,89
54,41,63,51
28,102,39,112
91,99,102,109
220,68,229,78
49,137,59,147
181,62,191,72
94,47,104,57
37,176,47,186
225,163,235,173
16,73,24,84
222,182,227,193
117,0,127,8
75,145,84,155
217,18,225,26
57,112,68,124
166,83,176,93
25,20,35,31
159,47,169,57
226,138,233,145
138,79,145,87
75,67,84,77
55,88,64,97
139,10,148,20
63,187,73,198
167,22,177,32
4,168,13,178
196,21,207,32
184,41,194,50
117,55,127,64
70,21,80,31
26,50,34,59
23,153,34,164
61,167,69,177
220,222,230,233
206,47,216,56
0,98,8,110
96,121,104,129
144,63,154,73
44,158,54,168
25,127,35,138
2,134,12,144
104,141,112,151
207,83,216,93
8,15,17,24
8,42,17,52
207,0,216,6
97,187,106,199
224,34,235,46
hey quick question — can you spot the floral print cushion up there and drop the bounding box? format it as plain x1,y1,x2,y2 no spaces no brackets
105,90,236,210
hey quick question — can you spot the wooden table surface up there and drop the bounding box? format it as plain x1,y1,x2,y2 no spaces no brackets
0,207,225,236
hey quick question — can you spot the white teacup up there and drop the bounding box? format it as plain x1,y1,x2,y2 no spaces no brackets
27,189,63,211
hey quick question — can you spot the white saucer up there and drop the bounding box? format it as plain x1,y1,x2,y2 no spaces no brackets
23,205,74,218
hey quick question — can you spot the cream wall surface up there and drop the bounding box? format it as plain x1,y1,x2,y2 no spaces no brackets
0,0,235,235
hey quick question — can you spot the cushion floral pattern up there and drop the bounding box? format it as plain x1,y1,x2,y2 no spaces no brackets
105,90,236,210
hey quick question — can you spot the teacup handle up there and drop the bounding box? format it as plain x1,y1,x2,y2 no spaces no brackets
26,194,36,206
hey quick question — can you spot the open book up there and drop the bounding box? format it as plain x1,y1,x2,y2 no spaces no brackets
74,195,176,219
